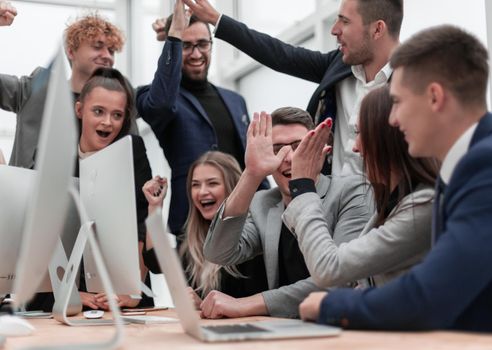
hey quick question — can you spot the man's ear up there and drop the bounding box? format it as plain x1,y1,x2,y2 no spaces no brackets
427,82,445,112
66,47,75,62
371,20,386,40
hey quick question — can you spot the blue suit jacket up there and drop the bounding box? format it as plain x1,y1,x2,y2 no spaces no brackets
318,113,492,332
216,15,353,123
136,39,255,234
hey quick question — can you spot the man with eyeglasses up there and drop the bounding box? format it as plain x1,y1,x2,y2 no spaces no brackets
198,108,371,319
137,1,269,241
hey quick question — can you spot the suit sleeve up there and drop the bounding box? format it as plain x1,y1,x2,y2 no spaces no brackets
215,15,337,84
284,184,433,288
203,201,264,265
136,38,182,134
0,68,43,113
317,149,492,331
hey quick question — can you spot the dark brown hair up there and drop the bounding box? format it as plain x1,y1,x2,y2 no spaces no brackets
357,0,403,38
271,107,315,130
359,85,438,226
79,67,134,141
390,25,488,108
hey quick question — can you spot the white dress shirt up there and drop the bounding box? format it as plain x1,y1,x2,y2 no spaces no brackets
440,123,478,185
333,63,392,176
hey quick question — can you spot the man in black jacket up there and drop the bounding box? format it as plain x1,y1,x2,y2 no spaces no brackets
182,0,402,176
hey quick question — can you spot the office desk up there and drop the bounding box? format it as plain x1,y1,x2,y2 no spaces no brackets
3,309,492,349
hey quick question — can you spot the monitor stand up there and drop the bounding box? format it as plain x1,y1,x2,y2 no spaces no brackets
52,186,124,349
14,238,83,319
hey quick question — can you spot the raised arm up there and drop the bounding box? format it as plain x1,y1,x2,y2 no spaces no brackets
184,0,332,83
223,112,288,217
136,0,187,128
203,112,288,264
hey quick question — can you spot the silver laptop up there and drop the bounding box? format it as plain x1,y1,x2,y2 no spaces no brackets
145,209,341,342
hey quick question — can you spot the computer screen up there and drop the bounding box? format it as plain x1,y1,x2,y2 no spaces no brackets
80,135,141,295
12,46,78,306
0,165,80,296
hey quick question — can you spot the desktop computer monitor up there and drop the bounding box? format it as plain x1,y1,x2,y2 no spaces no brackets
0,166,51,294
79,135,141,296
0,166,80,296
12,47,78,306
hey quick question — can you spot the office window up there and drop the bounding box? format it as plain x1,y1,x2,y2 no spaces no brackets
238,0,316,36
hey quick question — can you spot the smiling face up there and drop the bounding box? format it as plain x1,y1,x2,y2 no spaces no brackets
190,164,226,221
68,34,115,80
181,22,211,82
389,68,440,158
76,86,126,153
271,123,309,202
331,0,373,66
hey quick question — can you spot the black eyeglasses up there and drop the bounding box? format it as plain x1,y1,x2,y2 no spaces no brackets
182,40,213,54
272,140,301,155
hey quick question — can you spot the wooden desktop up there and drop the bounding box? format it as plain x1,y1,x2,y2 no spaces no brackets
3,309,492,349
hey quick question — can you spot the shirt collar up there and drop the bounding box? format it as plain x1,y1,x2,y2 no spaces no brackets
351,62,392,85
440,123,478,184
78,144,96,160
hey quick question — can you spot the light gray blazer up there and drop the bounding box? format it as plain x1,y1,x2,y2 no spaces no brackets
0,68,49,168
205,174,373,318
282,184,434,288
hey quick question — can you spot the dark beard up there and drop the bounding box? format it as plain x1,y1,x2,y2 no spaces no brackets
181,71,209,91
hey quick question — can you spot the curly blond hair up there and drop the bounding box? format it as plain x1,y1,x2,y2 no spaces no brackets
64,13,125,54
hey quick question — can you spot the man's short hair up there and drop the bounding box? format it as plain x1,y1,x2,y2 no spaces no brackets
65,13,124,53
390,25,489,108
357,0,403,38
271,107,315,130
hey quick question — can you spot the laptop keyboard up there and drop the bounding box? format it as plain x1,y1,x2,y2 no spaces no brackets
203,323,269,334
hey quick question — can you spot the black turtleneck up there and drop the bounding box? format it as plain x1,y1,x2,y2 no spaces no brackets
180,75,245,168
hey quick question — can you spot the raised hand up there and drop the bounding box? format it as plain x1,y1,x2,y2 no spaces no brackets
0,0,17,27
152,18,167,41
291,118,332,181
142,176,168,213
168,0,191,39
182,0,220,25
244,111,290,180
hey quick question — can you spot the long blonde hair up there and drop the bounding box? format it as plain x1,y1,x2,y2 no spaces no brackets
180,151,243,296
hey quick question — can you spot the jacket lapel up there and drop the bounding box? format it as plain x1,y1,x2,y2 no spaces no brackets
181,88,214,128
264,200,284,289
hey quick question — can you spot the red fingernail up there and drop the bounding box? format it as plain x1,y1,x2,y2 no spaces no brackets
326,118,333,128
309,130,315,136
320,123,325,129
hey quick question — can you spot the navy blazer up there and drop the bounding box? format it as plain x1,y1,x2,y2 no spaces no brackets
136,39,255,234
317,113,492,332
216,15,353,122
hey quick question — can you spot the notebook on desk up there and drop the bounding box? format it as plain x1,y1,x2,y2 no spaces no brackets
145,210,341,342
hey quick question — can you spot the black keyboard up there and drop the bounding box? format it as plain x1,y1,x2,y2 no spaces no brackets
203,323,269,334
